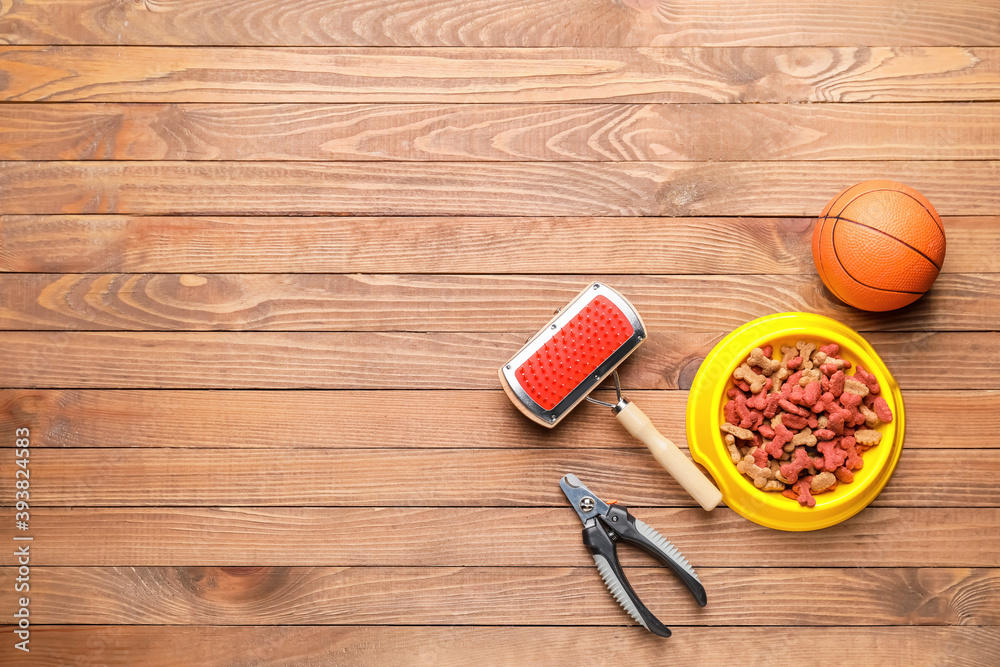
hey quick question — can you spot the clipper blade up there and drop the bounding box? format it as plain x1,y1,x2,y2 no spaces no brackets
498,283,646,427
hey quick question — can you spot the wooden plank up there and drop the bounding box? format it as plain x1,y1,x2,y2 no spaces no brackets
1,161,997,216
2,47,999,103
4,507,997,566
4,102,999,162
2,215,994,275
2,626,997,667
3,0,999,47
2,567,995,626
2,389,993,451
0,331,995,390
2,448,993,508
2,273,998,333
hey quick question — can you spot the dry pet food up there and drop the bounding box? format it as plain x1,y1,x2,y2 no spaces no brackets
721,341,893,507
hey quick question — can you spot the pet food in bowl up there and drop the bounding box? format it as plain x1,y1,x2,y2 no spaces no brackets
686,313,905,531
720,340,893,508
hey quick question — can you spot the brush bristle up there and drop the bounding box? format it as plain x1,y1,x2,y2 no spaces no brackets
515,295,635,410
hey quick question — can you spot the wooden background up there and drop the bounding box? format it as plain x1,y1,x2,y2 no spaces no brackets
1,1,999,664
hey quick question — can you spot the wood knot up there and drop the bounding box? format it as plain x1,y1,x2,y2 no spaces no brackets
678,357,704,390
177,566,289,602
218,566,266,577
179,274,207,287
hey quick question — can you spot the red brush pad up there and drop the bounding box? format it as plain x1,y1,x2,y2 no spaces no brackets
516,295,634,410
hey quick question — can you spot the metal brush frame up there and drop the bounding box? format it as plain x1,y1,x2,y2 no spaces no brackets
500,282,646,427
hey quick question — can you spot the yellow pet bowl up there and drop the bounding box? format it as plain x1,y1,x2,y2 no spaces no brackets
686,313,905,531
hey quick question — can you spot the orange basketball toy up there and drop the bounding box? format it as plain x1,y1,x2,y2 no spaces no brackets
812,180,946,312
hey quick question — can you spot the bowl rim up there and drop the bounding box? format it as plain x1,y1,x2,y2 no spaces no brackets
686,312,905,532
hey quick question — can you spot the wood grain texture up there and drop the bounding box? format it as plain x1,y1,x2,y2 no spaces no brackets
2,389,993,450
3,448,994,508
5,507,997,567
2,161,998,216
2,273,997,333
2,0,999,47
1,0,997,661
2,566,995,626
2,47,999,103
4,102,999,162
3,215,994,275
0,331,995,389
2,626,997,667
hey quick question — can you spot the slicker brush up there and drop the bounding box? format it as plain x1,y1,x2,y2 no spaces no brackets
499,283,722,511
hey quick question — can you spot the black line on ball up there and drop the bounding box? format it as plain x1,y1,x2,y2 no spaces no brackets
836,216,942,271
831,217,926,296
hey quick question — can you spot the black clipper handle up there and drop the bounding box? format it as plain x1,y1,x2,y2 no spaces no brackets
582,522,672,638
599,505,708,608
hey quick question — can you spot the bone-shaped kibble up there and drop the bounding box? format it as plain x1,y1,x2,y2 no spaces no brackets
843,376,870,397
829,370,846,397
799,368,822,387
721,422,754,441
859,404,881,428
802,381,822,407
822,356,848,370
839,436,864,470
835,467,855,484
791,477,817,507
734,363,767,394
737,454,773,488
872,396,893,423
768,422,793,452
779,447,813,484
811,471,837,493
817,440,848,471
770,367,791,393
779,412,809,431
774,468,794,485
724,433,741,464
854,364,881,394
790,427,817,448
796,341,817,369
854,429,882,448
747,347,782,376
733,393,753,428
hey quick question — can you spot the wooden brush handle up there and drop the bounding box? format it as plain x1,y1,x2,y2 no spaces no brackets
616,401,723,511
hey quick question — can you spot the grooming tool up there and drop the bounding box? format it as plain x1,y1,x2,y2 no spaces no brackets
560,474,706,637
499,282,722,510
